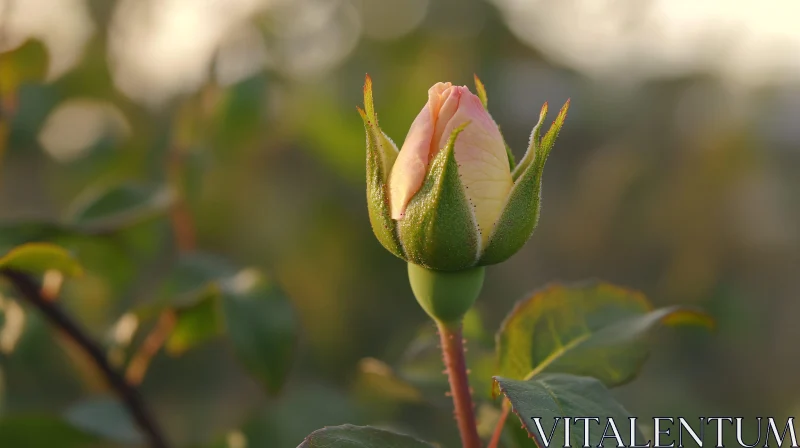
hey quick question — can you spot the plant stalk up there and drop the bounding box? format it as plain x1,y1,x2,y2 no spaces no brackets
487,399,511,448
1,269,170,448
437,319,481,448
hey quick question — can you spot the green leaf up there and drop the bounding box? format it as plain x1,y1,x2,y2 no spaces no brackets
0,243,83,277
360,75,404,259
0,415,97,448
0,39,48,94
0,366,4,411
159,252,235,308
222,269,297,395
299,424,435,448
495,282,713,391
64,396,144,445
65,182,176,233
243,383,359,446
0,221,71,254
494,374,645,448
132,252,228,323
157,253,229,354
355,357,424,404
151,253,297,393
165,285,224,355
397,123,480,270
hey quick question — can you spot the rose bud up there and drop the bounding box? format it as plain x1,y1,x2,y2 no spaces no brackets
359,75,568,273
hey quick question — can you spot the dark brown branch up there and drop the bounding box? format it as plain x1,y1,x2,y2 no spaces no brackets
1,269,169,448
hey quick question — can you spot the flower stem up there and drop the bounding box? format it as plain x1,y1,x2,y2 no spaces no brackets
436,319,481,448
487,399,511,448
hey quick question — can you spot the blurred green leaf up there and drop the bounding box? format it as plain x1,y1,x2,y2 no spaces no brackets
140,253,231,355
221,269,297,395
341,319,467,412
64,396,144,445
131,252,225,319
394,330,448,392
494,374,644,448
65,182,176,234
0,415,97,448
463,307,492,346
243,383,359,446
0,242,83,276
393,316,496,402
296,88,365,182
298,424,435,448
0,222,69,253
355,357,424,404
166,285,224,355
159,252,235,308
0,40,48,94
185,434,241,448
0,366,4,412
152,252,297,393
495,282,713,391
214,77,266,150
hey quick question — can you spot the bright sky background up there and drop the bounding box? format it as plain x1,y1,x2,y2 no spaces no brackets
3,0,800,104
491,0,800,87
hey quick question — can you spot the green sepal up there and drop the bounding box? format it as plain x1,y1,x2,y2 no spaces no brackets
512,102,549,181
504,143,516,171
474,74,489,109
360,75,404,259
397,123,480,271
479,100,569,265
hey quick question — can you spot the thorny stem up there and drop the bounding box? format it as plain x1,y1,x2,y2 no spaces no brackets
436,319,481,448
1,269,170,448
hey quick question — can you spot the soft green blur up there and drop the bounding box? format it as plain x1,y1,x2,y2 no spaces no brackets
1,0,799,447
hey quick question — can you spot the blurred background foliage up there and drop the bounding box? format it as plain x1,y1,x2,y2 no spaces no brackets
0,0,799,446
